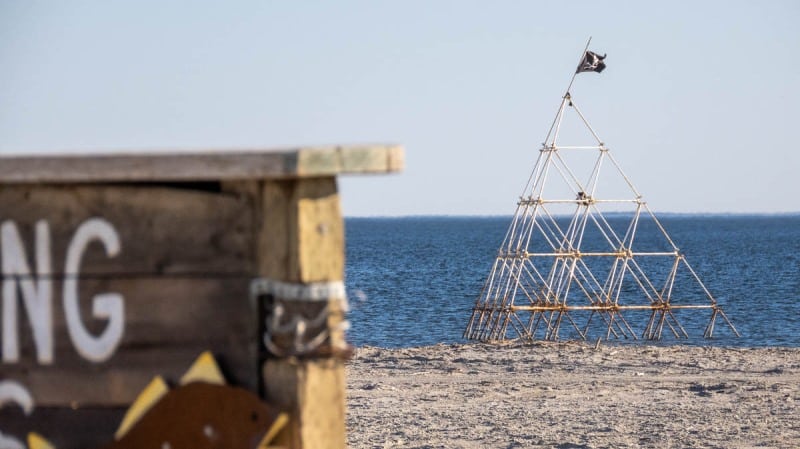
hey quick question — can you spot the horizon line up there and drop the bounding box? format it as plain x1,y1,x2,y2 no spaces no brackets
345,211,800,219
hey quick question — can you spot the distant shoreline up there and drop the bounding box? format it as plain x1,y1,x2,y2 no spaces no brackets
349,339,799,351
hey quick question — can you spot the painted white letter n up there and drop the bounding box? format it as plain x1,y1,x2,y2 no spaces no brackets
1,220,53,364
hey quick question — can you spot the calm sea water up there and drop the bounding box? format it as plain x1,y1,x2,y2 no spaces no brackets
345,215,800,348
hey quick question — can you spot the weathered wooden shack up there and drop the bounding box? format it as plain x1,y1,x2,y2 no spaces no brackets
0,145,403,448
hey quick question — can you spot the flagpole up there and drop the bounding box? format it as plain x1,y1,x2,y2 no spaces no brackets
563,36,592,97
542,37,596,145
542,88,570,146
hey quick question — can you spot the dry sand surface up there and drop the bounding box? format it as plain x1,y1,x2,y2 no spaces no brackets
346,342,799,449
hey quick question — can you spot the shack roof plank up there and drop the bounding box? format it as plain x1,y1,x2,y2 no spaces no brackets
0,144,404,183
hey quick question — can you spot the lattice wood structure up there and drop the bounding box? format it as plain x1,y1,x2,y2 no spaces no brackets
464,88,739,343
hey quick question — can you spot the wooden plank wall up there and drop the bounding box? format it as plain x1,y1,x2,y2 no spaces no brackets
0,183,259,447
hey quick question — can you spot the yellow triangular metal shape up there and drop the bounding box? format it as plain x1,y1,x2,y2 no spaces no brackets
179,351,225,386
256,412,290,448
114,375,169,440
27,433,55,449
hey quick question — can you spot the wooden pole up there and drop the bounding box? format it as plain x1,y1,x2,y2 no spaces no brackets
258,177,347,449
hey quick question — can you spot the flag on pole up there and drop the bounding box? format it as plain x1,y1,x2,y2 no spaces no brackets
576,51,607,73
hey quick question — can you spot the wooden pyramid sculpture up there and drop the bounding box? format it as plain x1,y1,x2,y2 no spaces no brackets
464,90,739,343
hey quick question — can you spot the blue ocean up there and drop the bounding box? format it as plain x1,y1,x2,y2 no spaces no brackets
345,215,800,348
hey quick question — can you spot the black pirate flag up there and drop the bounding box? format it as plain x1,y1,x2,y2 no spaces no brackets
576,51,607,73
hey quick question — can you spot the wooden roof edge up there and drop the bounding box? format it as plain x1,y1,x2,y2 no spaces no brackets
0,144,405,183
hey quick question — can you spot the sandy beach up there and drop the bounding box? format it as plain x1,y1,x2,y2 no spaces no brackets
346,342,799,448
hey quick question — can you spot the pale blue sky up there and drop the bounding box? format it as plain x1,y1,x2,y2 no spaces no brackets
2,1,798,216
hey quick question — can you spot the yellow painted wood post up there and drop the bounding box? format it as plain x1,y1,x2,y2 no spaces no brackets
258,177,348,449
